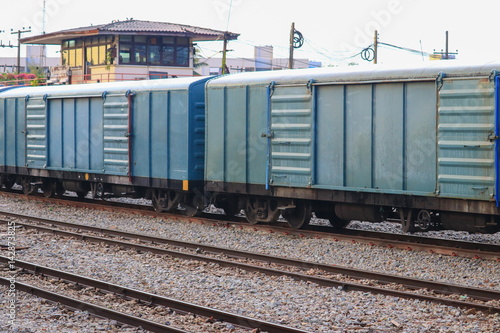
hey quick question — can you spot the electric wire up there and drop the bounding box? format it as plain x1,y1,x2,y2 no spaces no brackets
378,41,431,56
226,0,234,32
197,36,434,69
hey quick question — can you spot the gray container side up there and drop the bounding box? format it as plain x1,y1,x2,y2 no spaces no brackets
205,84,268,184
206,73,441,197
132,77,210,182
0,97,26,168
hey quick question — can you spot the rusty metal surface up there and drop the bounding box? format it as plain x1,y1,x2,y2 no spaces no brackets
1,193,498,260
0,277,189,333
1,257,303,333
205,181,500,215
3,215,500,312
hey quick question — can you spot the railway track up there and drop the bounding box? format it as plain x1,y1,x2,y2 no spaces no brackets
3,212,499,315
1,191,499,261
0,277,188,333
0,257,304,333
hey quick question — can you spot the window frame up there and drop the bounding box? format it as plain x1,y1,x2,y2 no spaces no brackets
62,35,114,67
119,35,191,67
61,35,192,68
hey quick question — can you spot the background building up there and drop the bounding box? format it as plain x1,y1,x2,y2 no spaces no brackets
0,45,59,73
20,19,238,84
198,46,322,75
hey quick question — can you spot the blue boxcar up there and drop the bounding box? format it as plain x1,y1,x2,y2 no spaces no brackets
205,62,500,232
0,77,210,212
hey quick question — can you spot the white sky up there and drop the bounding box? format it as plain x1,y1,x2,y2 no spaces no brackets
1,0,499,66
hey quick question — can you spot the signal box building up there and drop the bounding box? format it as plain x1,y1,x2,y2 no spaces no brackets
20,19,239,84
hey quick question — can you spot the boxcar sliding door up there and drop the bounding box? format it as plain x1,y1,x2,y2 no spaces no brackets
268,82,315,188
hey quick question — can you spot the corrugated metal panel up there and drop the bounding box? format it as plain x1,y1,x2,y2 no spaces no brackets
205,84,269,185
206,77,440,196
103,93,129,175
344,85,373,188
0,98,25,168
26,96,47,168
291,81,437,195
437,77,495,199
224,86,248,184
270,84,314,187
46,97,104,172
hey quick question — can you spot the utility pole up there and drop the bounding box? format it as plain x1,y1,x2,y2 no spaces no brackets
288,22,295,69
432,31,458,60
221,32,229,74
41,0,47,67
11,27,31,74
445,30,449,59
373,30,378,64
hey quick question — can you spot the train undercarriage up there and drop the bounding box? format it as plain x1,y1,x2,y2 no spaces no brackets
1,173,499,234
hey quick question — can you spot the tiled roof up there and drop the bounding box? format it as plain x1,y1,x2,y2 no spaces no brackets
21,20,239,45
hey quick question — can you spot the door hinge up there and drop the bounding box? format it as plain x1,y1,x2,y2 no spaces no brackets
261,131,274,139
436,72,446,91
488,132,499,142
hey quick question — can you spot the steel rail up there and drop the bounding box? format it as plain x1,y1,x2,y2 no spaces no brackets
1,206,499,262
0,277,189,333
2,193,499,261
3,219,500,314
4,215,499,302
0,256,305,333
336,227,500,253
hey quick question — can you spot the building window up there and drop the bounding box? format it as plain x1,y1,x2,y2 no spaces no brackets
119,43,132,64
62,36,114,67
119,35,190,67
61,35,191,68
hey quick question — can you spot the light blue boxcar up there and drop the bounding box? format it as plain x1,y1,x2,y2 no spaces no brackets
0,77,210,195
205,62,500,232
0,86,26,173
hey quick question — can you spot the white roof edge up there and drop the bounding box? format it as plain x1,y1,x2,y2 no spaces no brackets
0,76,211,98
207,60,500,87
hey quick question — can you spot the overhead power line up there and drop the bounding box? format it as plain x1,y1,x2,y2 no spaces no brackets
378,41,431,56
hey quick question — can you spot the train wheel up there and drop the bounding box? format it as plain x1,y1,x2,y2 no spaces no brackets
328,216,350,230
41,180,56,198
152,196,166,212
244,198,262,224
181,194,204,217
315,206,349,230
76,191,89,198
217,197,240,216
399,208,416,233
1,176,15,190
416,210,432,231
244,207,259,224
243,198,280,225
152,190,178,213
21,177,36,196
283,200,312,229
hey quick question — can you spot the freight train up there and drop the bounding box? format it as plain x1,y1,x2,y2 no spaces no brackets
1,61,500,234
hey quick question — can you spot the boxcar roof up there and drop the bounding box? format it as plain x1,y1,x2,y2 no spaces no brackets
0,76,210,98
207,60,500,87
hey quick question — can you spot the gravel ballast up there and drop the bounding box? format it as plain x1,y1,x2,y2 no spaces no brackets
1,194,500,332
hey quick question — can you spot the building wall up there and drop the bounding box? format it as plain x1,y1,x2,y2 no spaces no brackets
0,57,59,73
199,56,321,76
198,46,321,75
